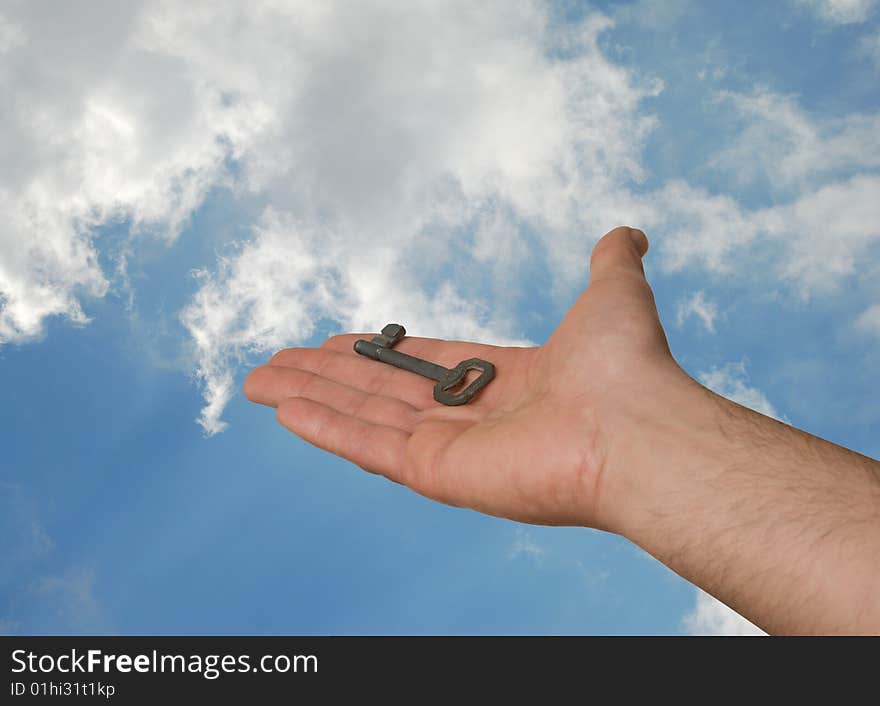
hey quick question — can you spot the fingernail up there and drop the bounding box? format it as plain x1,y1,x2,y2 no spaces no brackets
628,228,649,256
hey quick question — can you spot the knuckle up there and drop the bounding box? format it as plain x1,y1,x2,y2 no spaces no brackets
268,348,293,365
296,370,321,397
590,240,612,264
591,231,622,261
320,334,346,349
346,392,372,419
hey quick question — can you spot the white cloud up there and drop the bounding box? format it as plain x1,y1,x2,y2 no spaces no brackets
859,31,880,66
676,291,718,332
509,526,547,561
0,11,24,55
637,179,759,274
0,1,271,345
698,361,784,420
694,90,880,298
855,303,880,337
0,482,55,564
181,210,354,435
1,483,109,634
683,589,766,636
793,0,877,24
710,89,880,194
168,2,660,432
33,567,110,634
762,174,880,294
574,559,610,588
647,89,880,297
3,3,879,434
1,1,662,432
159,20,879,431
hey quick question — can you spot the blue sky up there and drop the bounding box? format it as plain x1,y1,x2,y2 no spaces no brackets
1,0,879,635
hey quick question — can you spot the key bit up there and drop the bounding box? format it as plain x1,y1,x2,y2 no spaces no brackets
353,323,495,405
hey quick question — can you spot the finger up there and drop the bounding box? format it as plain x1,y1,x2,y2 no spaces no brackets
276,396,410,478
259,348,437,408
588,226,650,285
244,364,420,432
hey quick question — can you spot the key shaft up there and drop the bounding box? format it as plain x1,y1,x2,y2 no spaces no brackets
353,340,449,382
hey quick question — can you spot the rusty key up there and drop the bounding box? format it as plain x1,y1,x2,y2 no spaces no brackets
353,323,495,405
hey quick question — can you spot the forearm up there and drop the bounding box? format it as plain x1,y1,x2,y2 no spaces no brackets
607,372,880,635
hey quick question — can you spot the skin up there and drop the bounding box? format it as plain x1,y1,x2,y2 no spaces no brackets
244,226,880,635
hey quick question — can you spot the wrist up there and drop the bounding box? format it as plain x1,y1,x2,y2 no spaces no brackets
597,364,723,539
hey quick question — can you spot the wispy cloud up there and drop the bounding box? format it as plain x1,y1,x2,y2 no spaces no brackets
855,303,880,337
172,3,660,432
792,0,877,24
0,2,263,346
646,88,880,298
3,3,878,436
573,559,610,588
683,590,766,636
1,483,110,634
508,527,547,561
676,291,718,333
709,89,880,194
32,567,110,635
698,361,784,421
0,482,55,567
859,30,880,66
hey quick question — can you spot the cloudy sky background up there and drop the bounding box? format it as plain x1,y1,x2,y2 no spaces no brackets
2,0,878,635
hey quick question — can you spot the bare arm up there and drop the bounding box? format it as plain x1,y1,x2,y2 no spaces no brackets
606,365,880,634
244,226,880,634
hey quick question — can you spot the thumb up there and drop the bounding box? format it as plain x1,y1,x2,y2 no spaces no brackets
588,226,649,285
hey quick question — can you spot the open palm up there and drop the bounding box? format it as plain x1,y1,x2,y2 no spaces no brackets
244,227,680,529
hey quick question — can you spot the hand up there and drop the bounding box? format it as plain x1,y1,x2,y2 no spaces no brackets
243,226,687,531
244,226,880,633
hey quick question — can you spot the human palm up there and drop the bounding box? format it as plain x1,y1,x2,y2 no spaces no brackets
244,227,677,530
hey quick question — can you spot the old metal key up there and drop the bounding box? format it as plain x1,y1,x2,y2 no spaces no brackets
353,323,495,405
